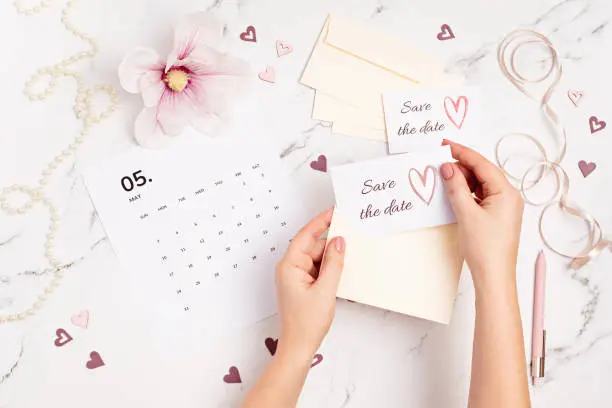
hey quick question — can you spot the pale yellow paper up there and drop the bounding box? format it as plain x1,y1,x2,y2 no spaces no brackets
329,210,463,324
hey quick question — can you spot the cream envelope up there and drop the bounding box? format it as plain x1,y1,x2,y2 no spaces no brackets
329,213,463,324
301,14,462,115
313,92,386,132
333,121,387,142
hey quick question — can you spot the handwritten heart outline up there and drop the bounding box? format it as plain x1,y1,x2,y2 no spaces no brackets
444,96,469,129
54,328,73,347
239,26,257,43
311,354,323,368
437,24,455,41
408,166,438,206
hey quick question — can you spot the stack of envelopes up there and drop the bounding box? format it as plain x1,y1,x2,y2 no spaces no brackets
301,15,465,324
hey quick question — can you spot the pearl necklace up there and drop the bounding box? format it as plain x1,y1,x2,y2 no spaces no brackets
0,0,119,323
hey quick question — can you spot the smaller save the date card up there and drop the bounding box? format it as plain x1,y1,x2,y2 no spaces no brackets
383,86,481,154
331,146,456,235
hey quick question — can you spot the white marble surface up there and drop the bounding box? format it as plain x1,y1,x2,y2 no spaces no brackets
1,0,612,407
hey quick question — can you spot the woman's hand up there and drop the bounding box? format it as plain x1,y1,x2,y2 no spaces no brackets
242,209,345,408
275,208,346,361
440,140,524,293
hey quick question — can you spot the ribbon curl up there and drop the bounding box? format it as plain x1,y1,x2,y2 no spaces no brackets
496,29,611,269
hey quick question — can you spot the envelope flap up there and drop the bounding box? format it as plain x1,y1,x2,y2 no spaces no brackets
324,15,445,83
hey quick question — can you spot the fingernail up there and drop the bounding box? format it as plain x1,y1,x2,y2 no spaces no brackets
441,139,452,146
440,162,454,180
333,236,345,252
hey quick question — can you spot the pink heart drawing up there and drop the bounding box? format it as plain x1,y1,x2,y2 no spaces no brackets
310,155,327,173
223,366,242,383
71,310,89,329
437,24,455,41
54,328,73,347
408,166,438,206
86,351,105,369
589,116,607,134
578,160,597,178
239,26,257,43
258,66,276,83
311,354,323,368
276,40,294,57
444,96,469,129
265,337,278,356
568,89,584,107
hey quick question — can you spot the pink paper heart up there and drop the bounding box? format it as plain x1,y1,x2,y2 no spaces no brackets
310,155,327,173
276,40,294,57
589,116,607,134
258,66,276,83
408,166,438,206
444,96,469,129
223,366,242,383
568,89,584,107
311,354,323,368
265,337,278,356
54,328,73,347
239,26,257,43
437,24,455,41
86,351,105,369
578,160,597,178
71,310,89,329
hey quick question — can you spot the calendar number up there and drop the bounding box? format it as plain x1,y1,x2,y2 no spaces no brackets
121,170,149,192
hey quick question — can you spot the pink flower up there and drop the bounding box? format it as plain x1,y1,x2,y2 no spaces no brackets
119,13,249,147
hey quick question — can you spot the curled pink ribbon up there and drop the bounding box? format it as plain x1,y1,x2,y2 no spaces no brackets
496,29,611,269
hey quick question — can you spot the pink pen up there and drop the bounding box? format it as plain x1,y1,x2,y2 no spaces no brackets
531,250,547,385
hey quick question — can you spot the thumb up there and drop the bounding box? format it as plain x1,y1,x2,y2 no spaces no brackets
315,236,346,295
440,162,478,221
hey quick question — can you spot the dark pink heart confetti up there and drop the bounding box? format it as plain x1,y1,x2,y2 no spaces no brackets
265,337,278,356
86,351,105,369
311,353,323,368
589,116,607,134
223,366,242,383
239,26,256,43
54,328,73,347
310,155,327,173
437,24,455,41
578,160,597,178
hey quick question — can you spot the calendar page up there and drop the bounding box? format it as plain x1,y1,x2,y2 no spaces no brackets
81,128,306,353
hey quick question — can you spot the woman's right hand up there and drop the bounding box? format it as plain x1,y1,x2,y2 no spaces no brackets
440,140,524,293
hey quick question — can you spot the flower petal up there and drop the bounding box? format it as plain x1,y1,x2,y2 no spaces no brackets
157,91,198,136
118,47,164,94
168,12,224,67
134,108,171,148
140,70,165,107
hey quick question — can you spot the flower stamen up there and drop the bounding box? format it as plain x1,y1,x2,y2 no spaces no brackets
165,69,189,92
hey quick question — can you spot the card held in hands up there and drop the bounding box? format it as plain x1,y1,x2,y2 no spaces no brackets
383,86,481,154
331,146,456,236
329,145,463,324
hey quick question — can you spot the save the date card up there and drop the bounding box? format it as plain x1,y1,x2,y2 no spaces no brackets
383,86,481,154
331,146,456,235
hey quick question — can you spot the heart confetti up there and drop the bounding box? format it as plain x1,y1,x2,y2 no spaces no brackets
437,24,455,41
265,337,278,356
310,155,327,173
86,351,105,369
239,26,257,43
276,40,294,57
71,310,90,329
311,354,323,368
589,116,607,134
258,66,276,84
568,89,584,107
223,366,242,383
54,328,73,347
578,160,597,178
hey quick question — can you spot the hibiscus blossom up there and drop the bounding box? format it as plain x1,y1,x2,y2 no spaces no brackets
119,13,249,147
